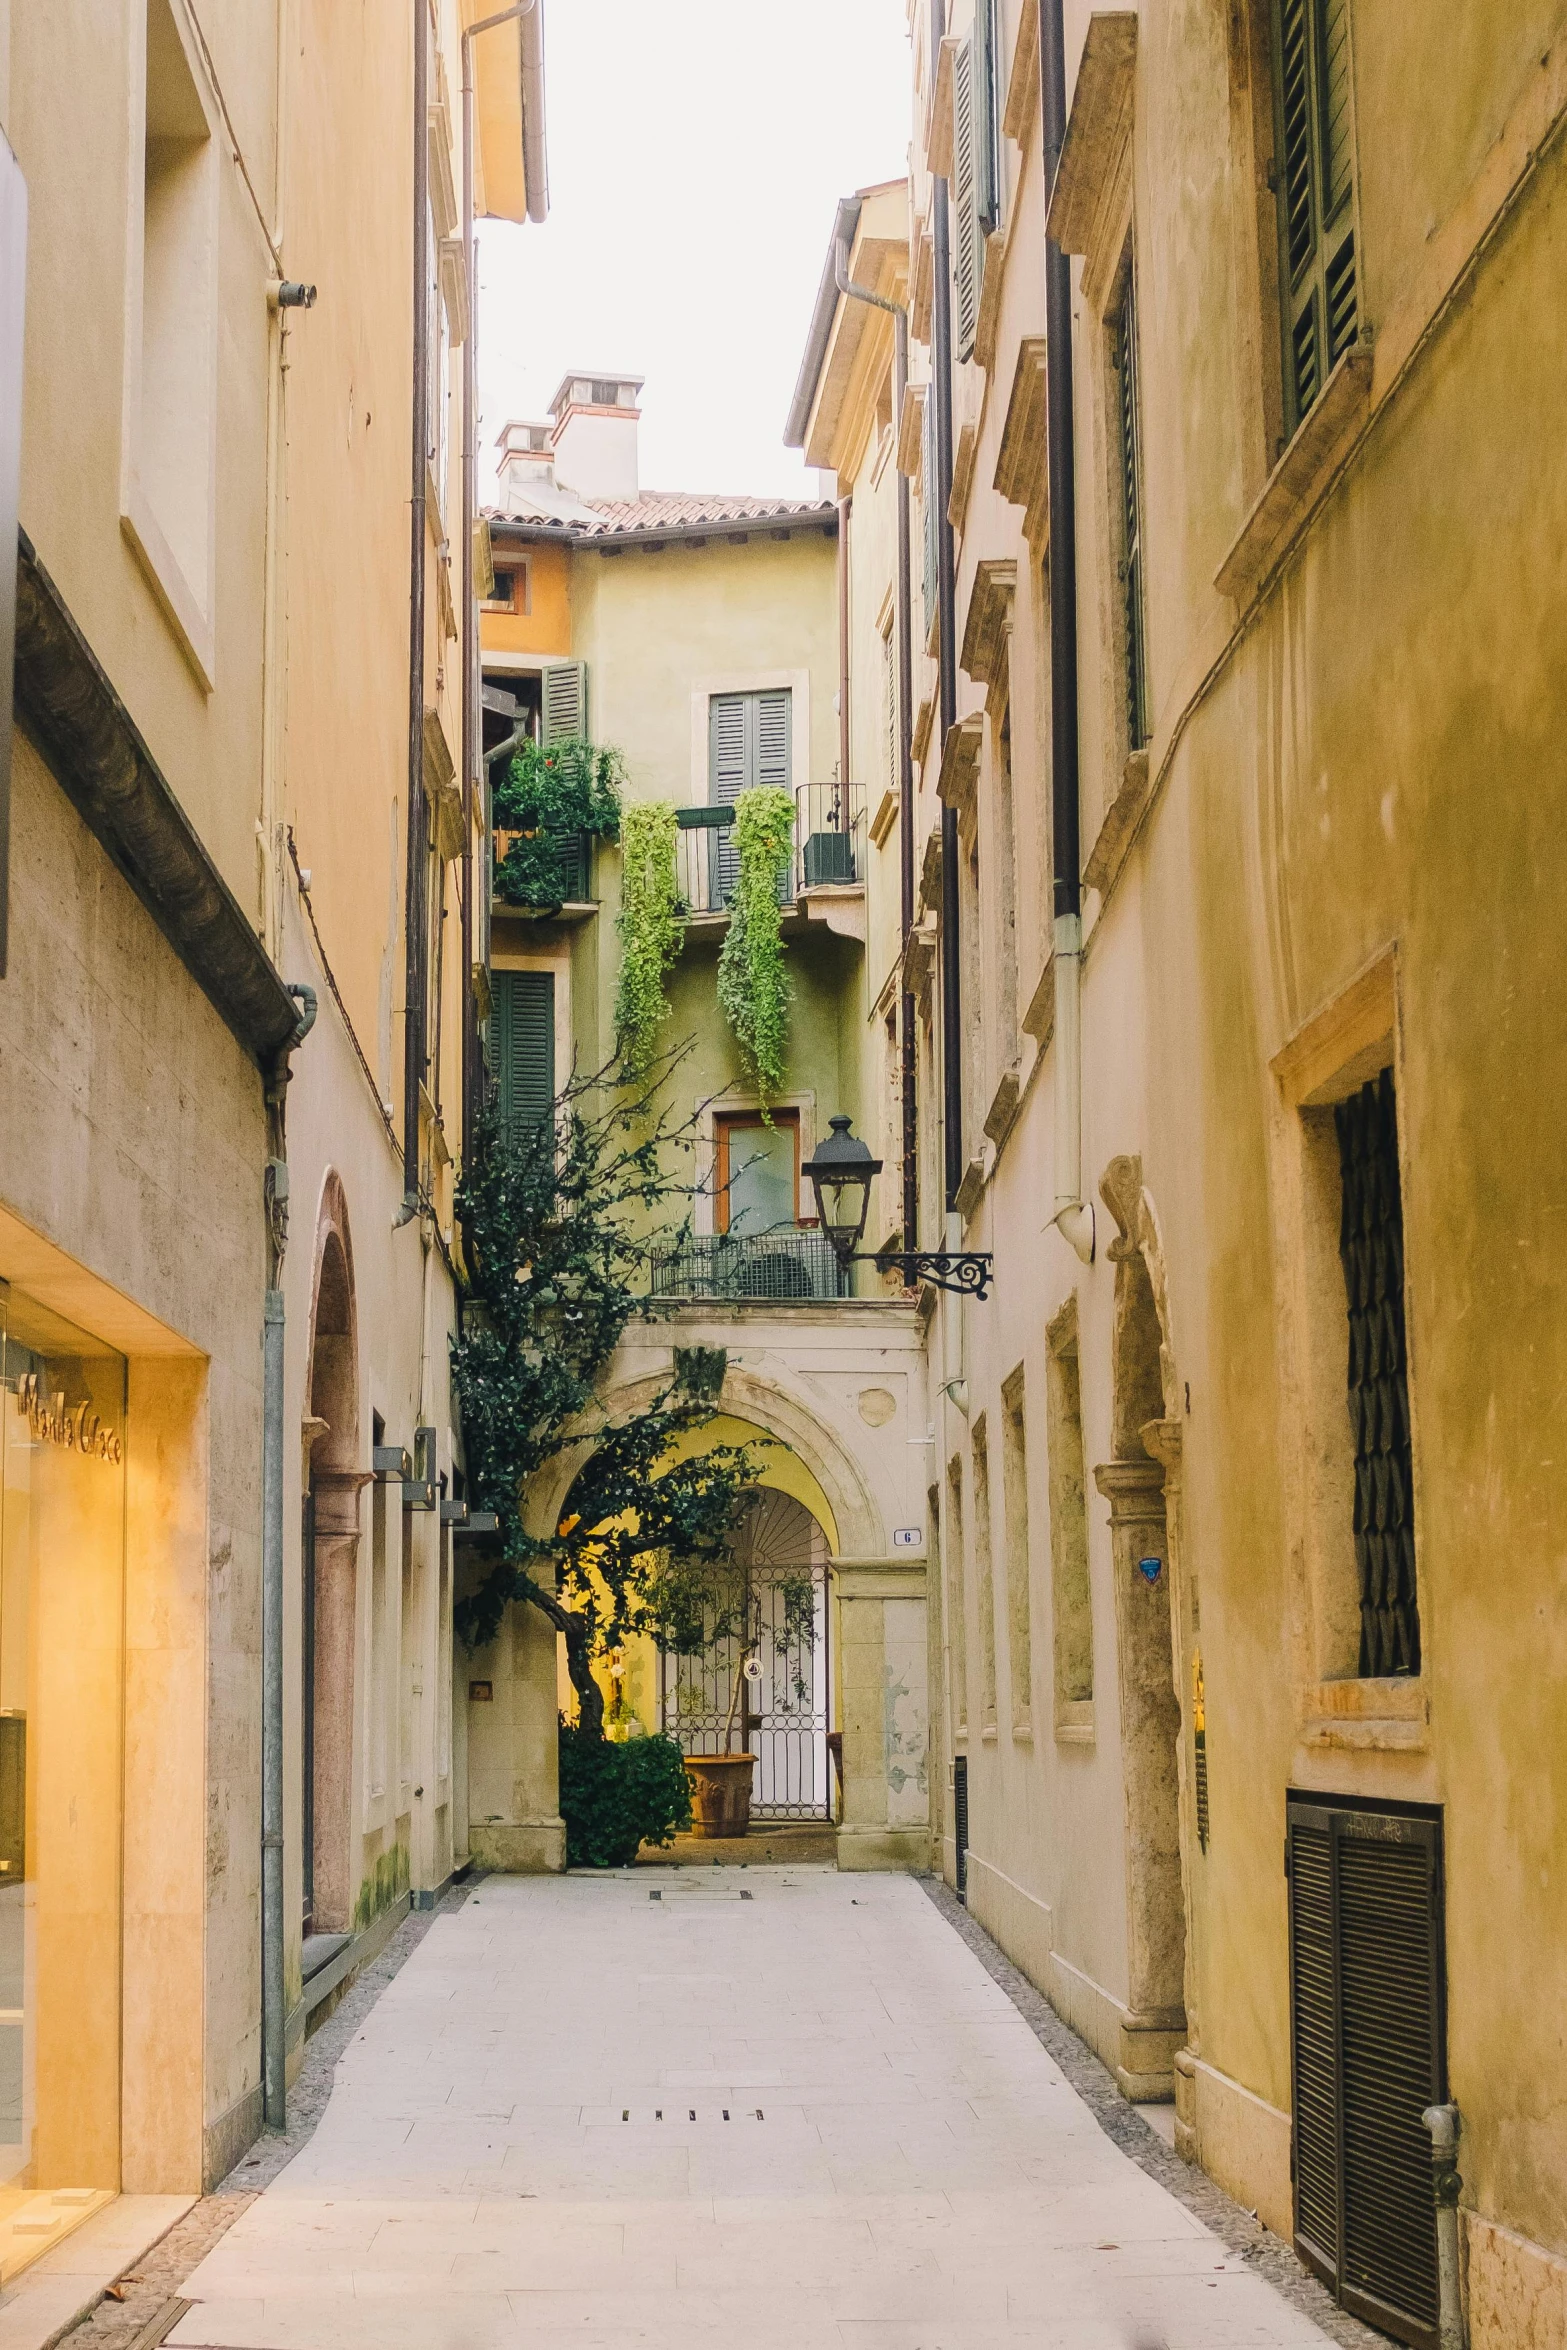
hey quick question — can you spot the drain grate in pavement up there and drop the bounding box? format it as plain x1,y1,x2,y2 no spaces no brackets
617,2107,763,2122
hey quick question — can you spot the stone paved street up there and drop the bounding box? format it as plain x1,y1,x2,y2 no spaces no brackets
169,1870,1339,2350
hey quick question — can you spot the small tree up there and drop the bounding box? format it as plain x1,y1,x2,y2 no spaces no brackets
451,1054,757,1736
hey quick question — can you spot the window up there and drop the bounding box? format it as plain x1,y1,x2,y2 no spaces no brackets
882,618,898,800
126,0,218,677
1334,1068,1419,1676
1270,0,1358,433
993,706,1020,1066
972,1414,997,1729
946,1454,968,1737
922,398,939,645
1287,1797,1445,2342
489,969,555,1146
716,1111,799,1236
367,1484,389,1803
1046,1297,1094,1725
398,1529,418,1800
1001,1369,1031,1734
1111,261,1149,751
484,562,529,615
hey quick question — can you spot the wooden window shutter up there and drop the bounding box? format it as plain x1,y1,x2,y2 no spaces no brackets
1287,1798,1445,2349
708,689,791,900
1112,264,1149,750
975,0,1000,235
489,969,555,1146
1271,0,1358,434
952,36,982,362
541,660,587,745
922,398,939,641
883,623,898,799
755,689,791,790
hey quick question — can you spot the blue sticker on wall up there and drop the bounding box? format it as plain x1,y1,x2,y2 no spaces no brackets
1137,1555,1163,1586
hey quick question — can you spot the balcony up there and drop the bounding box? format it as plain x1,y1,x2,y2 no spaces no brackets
492,825,596,915
675,783,865,919
647,1229,849,1303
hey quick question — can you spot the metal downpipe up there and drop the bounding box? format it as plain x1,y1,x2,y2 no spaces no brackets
930,0,962,1214
401,0,430,1220
1039,0,1093,1263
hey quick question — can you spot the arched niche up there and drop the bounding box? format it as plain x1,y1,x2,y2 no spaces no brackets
302,1170,363,1934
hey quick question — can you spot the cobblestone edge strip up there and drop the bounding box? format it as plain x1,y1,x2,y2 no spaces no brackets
56,1877,479,2350
919,1875,1385,2350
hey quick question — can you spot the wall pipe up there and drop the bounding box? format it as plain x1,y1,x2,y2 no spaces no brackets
1422,2104,1467,2350
260,981,317,2133
401,0,431,1218
830,237,918,1250
930,0,963,1214
836,493,852,817
461,0,544,1170
1039,0,1094,1263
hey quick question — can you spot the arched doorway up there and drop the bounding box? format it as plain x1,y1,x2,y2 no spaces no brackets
303,1178,361,1936
1094,1156,1188,2097
658,1489,832,1818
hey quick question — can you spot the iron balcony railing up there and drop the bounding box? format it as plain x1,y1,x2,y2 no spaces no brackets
674,783,865,915
646,1228,850,1303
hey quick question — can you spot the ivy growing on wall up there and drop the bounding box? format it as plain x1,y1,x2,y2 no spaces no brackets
614,801,685,1074
450,1059,756,1738
716,784,796,1109
492,736,623,910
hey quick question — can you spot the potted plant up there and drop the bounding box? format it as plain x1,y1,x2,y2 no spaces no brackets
492,735,623,912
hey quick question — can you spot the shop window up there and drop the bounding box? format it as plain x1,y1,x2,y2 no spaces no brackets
0,1285,127,2253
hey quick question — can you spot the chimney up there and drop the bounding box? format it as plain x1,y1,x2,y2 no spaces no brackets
548,371,643,501
495,419,555,512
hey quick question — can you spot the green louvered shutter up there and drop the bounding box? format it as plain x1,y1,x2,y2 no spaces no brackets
1271,0,1358,434
952,35,981,362
490,969,555,1146
708,690,792,903
541,660,587,744
1113,266,1149,750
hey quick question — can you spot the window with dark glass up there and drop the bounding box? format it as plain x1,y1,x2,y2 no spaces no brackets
1271,0,1358,433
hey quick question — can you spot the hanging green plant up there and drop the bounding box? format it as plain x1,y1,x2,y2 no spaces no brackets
614,800,685,1072
717,784,795,1110
493,736,623,910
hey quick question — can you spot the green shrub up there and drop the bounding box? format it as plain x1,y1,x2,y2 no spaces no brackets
716,784,795,1108
614,800,684,1070
557,1722,692,1868
493,737,623,910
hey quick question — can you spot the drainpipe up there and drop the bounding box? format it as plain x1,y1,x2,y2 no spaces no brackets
1039,0,1094,1264
260,981,318,2133
830,237,918,1249
461,0,545,1171
1423,2104,1467,2350
401,0,431,1223
930,0,963,1215
836,493,852,823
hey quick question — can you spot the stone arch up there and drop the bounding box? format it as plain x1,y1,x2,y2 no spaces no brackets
303,1171,365,1934
1094,1153,1192,2103
525,1361,886,1562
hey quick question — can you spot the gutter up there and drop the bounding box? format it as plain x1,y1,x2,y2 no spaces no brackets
486,508,838,553
401,0,431,1221
783,196,863,450
1039,0,1094,1263
518,0,549,224
930,0,963,1216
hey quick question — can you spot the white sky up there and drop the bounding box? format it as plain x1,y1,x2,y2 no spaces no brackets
475,0,913,502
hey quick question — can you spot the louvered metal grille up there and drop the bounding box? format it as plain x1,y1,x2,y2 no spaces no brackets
952,1754,969,1902
1287,1799,1444,2350
1335,1068,1419,1678
1114,269,1149,750
1272,0,1358,432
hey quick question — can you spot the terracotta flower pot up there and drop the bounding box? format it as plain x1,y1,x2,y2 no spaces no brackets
683,1753,756,1839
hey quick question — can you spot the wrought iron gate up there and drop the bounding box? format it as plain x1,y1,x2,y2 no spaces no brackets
660,1491,830,1819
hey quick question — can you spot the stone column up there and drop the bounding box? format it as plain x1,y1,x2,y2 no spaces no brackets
833,1557,930,1872
310,1467,372,1932
1141,1414,1202,2161
1093,1456,1187,2098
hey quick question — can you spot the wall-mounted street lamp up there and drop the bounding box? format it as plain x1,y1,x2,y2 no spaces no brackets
802,1117,993,1300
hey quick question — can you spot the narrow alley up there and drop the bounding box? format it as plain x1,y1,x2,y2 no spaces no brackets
165,1873,1344,2350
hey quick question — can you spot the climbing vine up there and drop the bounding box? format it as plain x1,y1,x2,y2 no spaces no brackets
716,784,795,1109
614,801,684,1074
451,1059,757,1738
492,735,623,910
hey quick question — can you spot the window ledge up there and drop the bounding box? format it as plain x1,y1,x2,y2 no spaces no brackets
1300,1674,1428,1752
1011,1723,1034,1746
954,1154,987,1223
983,1065,1021,1147
1055,1719,1095,1746
980,1723,999,1744
1084,747,1152,897
1216,347,1374,605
